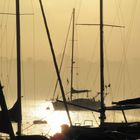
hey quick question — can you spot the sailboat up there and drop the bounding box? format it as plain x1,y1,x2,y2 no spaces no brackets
51,8,101,111
50,0,140,140
0,83,49,140
0,0,49,139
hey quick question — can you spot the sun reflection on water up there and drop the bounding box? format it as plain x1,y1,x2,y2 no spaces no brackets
23,101,70,136
22,100,140,137
46,111,70,135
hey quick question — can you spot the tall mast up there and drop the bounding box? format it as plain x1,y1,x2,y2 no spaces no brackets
99,0,105,126
70,8,75,101
16,0,22,135
39,0,72,126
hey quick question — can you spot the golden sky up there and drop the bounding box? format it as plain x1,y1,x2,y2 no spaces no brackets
0,0,140,62
1,0,140,104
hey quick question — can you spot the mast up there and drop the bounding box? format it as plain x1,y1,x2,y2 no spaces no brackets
16,0,22,135
70,8,75,101
99,0,106,126
39,0,72,126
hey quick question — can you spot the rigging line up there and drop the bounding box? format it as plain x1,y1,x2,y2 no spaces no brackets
75,0,83,21
0,16,5,79
75,25,95,94
4,0,10,85
30,0,37,108
103,0,122,97
22,115,48,131
103,59,112,98
108,0,122,95
121,0,138,58
0,25,7,81
0,26,2,79
114,59,124,99
0,0,11,79
123,13,133,97
52,12,73,100
125,0,138,48
117,59,130,99
22,123,34,131
130,85,140,97
117,58,131,99
114,0,125,25
103,0,124,99
86,30,100,89
39,0,72,126
91,112,99,126
74,18,80,90
115,0,138,97
103,28,115,101
121,0,138,97
0,4,11,82
1,2,15,99
114,0,126,65
21,53,26,101
5,0,11,96
5,25,8,99
118,0,138,75
104,0,125,96
75,20,100,88
89,64,100,98
113,59,124,99
6,32,16,102
0,0,10,78
124,60,133,92
114,0,126,64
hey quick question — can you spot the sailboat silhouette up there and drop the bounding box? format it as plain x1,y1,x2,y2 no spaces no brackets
50,0,140,139
52,8,101,111
0,0,49,139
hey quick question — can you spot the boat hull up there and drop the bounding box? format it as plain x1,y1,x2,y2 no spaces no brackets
52,98,100,111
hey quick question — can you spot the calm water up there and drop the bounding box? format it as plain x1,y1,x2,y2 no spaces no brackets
1,100,140,138
21,100,100,136
7,100,100,137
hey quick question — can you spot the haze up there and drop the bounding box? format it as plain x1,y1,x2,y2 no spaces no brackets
0,0,140,106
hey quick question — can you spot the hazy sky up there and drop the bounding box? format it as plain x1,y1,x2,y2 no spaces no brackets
0,0,140,108
0,0,140,62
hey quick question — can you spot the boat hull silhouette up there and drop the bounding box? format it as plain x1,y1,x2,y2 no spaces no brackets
52,98,100,111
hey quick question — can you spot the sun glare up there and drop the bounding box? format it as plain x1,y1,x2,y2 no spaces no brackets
46,111,70,135
25,101,70,136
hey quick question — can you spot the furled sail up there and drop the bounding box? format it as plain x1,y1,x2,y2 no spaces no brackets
0,112,11,133
106,97,140,111
106,104,140,111
112,98,140,105
0,100,19,123
0,83,15,137
9,100,19,122
71,87,91,94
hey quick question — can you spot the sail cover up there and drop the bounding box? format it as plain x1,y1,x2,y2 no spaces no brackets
71,87,91,94
113,97,140,105
0,100,19,123
106,104,140,111
0,83,15,135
